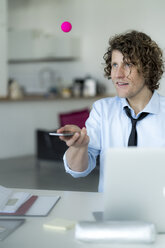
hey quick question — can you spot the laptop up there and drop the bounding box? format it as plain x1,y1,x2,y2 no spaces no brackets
103,147,165,233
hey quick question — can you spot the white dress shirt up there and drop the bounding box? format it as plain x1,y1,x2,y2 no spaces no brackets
63,91,165,192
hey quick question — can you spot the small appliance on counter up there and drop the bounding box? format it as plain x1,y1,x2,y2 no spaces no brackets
73,76,98,98
8,79,24,100
83,76,97,97
72,78,84,97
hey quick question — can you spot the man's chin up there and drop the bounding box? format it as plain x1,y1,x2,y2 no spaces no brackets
116,92,128,98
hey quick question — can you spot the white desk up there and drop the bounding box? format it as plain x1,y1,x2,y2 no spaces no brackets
1,189,165,248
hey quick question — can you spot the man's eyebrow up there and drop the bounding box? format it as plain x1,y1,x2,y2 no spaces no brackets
124,61,133,65
111,60,118,64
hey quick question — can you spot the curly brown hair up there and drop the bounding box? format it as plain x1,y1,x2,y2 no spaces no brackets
103,30,164,91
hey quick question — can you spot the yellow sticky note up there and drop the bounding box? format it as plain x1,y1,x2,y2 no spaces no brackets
43,218,76,231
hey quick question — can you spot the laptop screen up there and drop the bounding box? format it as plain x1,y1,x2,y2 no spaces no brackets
103,147,165,233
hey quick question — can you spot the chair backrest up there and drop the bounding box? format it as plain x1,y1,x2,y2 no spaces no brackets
36,129,68,161
59,108,90,129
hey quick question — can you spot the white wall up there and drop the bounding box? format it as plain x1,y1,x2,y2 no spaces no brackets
8,0,165,95
0,0,8,97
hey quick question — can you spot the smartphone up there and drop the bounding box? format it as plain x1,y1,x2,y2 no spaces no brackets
49,131,75,137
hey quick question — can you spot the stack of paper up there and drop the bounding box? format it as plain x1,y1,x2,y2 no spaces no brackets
0,185,37,215
0,186,13,211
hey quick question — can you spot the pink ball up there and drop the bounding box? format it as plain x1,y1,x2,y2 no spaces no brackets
61,22,72,33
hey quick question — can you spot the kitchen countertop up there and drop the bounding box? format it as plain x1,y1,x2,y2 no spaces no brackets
0,94,114,102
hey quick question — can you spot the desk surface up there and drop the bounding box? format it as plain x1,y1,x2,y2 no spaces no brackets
1,189,165,248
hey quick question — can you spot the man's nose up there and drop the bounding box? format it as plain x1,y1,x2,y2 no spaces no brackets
116,66,125,78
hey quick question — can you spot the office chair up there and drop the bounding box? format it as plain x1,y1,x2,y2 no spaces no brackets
35,108,90,167
36,129,68,167
59,108,89,129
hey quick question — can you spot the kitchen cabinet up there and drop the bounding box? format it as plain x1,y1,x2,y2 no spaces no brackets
8,30,81,62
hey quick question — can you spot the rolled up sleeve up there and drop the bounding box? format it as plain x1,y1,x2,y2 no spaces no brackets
63,146,99,178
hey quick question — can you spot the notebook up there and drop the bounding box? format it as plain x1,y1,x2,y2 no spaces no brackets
25,196,60,216
103,147,165,233
0,195,60,217
0,195,37,216
0,186,32,213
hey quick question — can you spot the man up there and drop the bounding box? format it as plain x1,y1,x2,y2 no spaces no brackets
57,30,165,192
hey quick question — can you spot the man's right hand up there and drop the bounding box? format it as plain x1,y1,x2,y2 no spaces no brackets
57,125,89,148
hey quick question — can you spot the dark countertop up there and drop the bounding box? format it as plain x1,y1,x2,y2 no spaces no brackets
0,94,114,103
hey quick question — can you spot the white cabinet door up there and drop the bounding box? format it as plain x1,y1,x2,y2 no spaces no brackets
8,30,81,61
0,0,8,97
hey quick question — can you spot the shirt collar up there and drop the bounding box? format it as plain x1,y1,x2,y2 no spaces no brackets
120,91,160,115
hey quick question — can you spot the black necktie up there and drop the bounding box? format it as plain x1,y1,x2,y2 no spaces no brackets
124,106,149,146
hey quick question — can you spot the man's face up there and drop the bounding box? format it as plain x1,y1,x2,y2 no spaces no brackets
111,50,149,101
